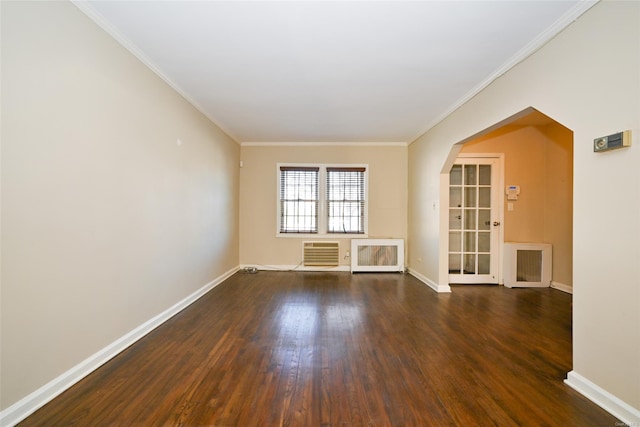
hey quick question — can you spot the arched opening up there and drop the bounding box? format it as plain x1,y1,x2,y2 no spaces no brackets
439,107,573,291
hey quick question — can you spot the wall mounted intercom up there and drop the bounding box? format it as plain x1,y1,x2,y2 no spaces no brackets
506,185,520,201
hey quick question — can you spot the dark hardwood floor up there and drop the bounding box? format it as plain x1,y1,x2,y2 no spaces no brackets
19,271,618,426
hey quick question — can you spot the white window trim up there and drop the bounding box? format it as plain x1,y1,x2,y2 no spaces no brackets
277,163,369,238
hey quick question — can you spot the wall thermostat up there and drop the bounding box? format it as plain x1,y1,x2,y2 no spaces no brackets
594,130,631,152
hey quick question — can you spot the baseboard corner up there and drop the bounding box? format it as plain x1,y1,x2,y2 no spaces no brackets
551,281,573,294
407,269,451,293
565,370,640,425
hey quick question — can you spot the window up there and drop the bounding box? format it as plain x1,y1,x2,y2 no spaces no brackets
279,167,319,233
326,167,365,234
278,164,367,236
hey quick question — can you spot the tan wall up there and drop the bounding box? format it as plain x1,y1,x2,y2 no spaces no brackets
240,144,407,267
1,1,239,409
461,122,573,288
408,0,639,409
542,123,573,288
462,126,546,243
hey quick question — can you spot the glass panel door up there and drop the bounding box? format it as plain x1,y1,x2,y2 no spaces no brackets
448,158,500,284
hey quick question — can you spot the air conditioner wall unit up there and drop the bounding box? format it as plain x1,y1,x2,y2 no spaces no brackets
303,241,340,267
351,239,404,273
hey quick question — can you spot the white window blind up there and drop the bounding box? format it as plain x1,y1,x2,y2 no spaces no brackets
326,167,365,234
279,166,319,233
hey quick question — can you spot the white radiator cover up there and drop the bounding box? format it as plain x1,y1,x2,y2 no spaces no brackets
504,242,552,288
351,239,404,272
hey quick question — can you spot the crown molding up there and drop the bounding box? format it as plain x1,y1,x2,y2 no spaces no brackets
408,0,600,145
241,141,408,147
71,0,241,144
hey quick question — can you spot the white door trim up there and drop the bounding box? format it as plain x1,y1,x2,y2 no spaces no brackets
440,153,504,286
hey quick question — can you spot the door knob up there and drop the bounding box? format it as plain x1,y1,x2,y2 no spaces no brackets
493,221,501,226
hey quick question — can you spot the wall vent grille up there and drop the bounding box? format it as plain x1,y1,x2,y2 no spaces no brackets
504,243,552,287
303,242,339,266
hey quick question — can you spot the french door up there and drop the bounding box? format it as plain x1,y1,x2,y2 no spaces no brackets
448,157,502,284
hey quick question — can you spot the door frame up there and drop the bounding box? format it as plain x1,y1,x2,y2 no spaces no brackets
439,152,505,287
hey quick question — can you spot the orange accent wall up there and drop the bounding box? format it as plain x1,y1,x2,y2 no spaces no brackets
460,120,573,287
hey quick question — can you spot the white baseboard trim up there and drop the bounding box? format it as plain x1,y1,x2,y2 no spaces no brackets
565,370,640,425
407,268,451,293
241,264,350,272
0,265,240,427
550,281,573,294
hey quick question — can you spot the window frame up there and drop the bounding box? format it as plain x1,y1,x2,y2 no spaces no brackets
326,167,366,234
277,163,368,238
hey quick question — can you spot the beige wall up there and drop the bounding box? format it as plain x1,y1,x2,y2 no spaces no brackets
240,144,407,267
2,0,638,420
461,121,573,287
409,0,639,410
1,1,239,410
542,123,573,288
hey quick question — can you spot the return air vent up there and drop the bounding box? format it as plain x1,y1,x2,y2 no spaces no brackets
504,243,552,288
303,241,339,267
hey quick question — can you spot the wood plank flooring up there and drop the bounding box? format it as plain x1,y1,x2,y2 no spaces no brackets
19,271,619,426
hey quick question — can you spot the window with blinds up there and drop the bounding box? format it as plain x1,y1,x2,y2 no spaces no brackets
277,164,368,236
279,167,319,233
326,167,365,234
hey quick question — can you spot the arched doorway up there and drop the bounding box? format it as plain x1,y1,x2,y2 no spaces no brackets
439,107,573,291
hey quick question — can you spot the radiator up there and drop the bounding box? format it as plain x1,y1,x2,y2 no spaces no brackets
351,239,404,273
303,241,340,267
503,243,552,288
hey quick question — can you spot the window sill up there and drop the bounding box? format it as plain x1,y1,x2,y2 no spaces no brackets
276,233,369,239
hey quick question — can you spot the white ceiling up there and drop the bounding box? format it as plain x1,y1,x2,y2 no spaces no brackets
77,1,595,144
